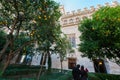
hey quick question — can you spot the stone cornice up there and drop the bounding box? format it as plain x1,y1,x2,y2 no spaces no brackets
61,11,94,20
62,22,79,27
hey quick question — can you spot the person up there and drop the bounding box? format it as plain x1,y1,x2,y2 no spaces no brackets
80,65,88,80
72,64,81,80
85,68,89,73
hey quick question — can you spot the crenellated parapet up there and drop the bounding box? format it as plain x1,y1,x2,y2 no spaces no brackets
62,1,119,17
60,1,120,27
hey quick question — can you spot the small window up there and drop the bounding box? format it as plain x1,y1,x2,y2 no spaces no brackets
76,17,79,22
63,20,67,24
69,19,73,23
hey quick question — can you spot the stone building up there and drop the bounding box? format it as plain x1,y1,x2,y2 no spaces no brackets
1,0,119,75
51,1,120,74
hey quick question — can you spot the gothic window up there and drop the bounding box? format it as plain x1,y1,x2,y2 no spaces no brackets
67,34,76,48
63,20,67,25
76,17,79,22
69,19,73,23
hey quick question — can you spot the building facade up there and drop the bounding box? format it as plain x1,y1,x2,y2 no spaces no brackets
31,1,120,74
51,1,120,74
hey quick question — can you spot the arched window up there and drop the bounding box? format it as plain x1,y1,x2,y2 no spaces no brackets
69,19,73,23
76,17,79,22
67,34,76,48
63,20,67,25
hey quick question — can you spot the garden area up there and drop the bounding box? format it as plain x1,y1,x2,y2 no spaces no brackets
0,0,120,80
0,64,120,80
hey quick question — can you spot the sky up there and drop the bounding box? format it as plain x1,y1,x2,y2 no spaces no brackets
54,0,120,12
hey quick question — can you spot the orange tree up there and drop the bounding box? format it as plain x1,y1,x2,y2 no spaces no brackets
54,34,72,73
78,6,120,65
0,0,62,76
0,0,38,74
32,0,62,75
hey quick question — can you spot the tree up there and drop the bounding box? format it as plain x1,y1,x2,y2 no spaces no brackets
0,0,63,78
34,0,61,75
78,6,120,65
0,31,34,64
54,34,72,72
14,32,34,64
0,0,38,74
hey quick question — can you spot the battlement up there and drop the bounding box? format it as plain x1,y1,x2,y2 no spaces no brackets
61,1,119,17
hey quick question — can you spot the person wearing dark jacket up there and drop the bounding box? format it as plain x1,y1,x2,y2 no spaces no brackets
80,65,88,80
72,64,81,80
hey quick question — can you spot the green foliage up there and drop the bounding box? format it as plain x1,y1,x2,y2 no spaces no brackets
78,6,120,64
1,67,120,80
0,0,63,73
2,64,46,76
40,71,72,80
0,0,62,52
33,0,61,48
0,0,40,66
32,0,62,73
88,73,101,80
0,0,71,78
1,66,72,80
52,34,72,72
57,71,73,80
94,73,120,80
54,35,72,61
0,0,36,30
14,32,34,56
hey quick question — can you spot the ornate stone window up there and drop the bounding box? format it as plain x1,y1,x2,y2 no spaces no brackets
76,17,80,23
67,34,76,48
69,19,74,24
63,20,67,25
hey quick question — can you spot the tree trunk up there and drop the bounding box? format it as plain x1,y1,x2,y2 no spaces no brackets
1,53,13,75
47,51,51,73
37,53,46,80
2,59,10,75
1,40,35,75
60,60,63,73
0,16,18,61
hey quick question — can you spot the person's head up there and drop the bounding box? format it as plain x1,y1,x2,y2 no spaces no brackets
76,64,80,68
81,65,84,70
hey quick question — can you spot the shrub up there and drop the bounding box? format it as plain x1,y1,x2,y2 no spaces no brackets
88,73,101,80
3,64,46,76
57,71,73,80
95,73,120,80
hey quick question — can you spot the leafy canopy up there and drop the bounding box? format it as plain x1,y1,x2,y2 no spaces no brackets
78,6,120,64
